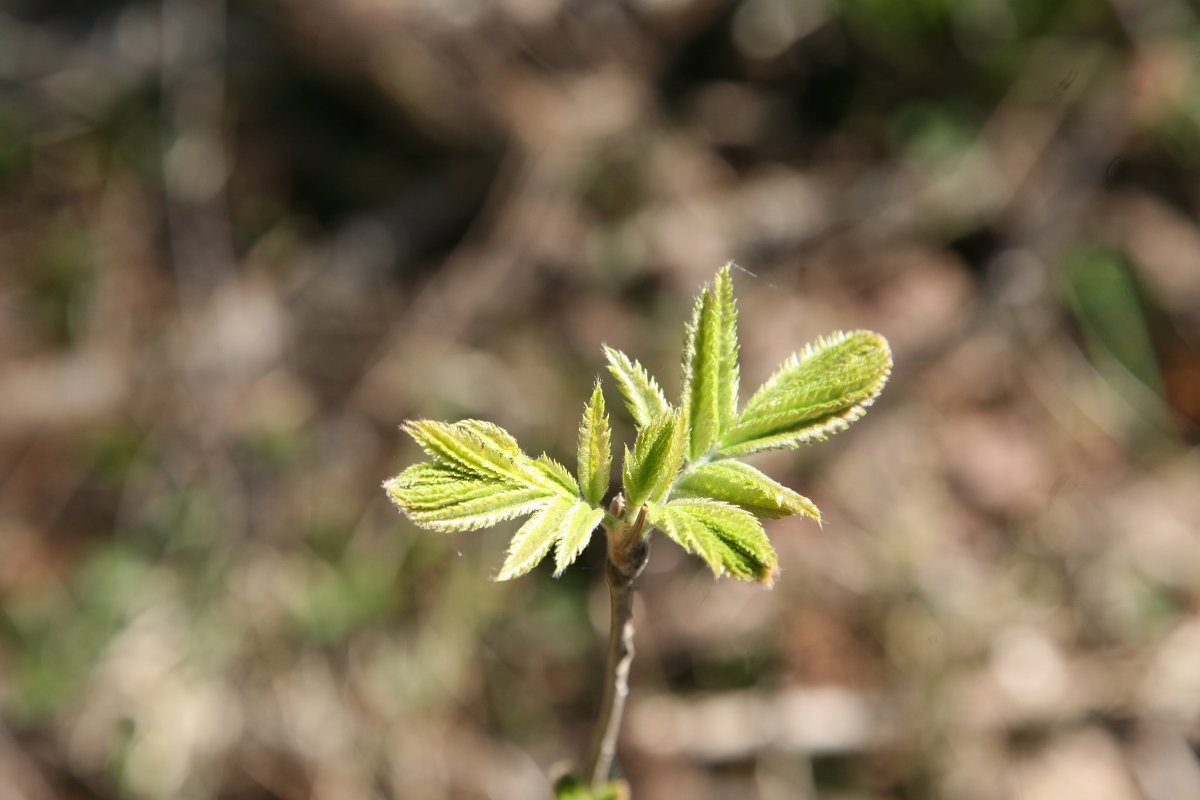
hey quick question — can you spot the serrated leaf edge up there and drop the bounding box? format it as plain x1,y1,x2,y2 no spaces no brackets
681,263,740,460
577,381,612,507
647,497,778,585
673,459,820,521
604,345,669,428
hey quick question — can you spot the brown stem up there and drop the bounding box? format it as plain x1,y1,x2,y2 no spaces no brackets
586,507,649,789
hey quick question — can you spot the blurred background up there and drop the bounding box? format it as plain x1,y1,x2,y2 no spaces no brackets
2,0,1199,798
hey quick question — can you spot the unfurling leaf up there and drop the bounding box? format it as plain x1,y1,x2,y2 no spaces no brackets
386,419,570,524
674,459,820,521
604,345,668,428
386,419,607,579
535,454,580,497
681,263,740,460
647,497,778,585
403,420,534,485
496,498,605,581
720,330,892,457
496,498,575,581
577,381,612,507
622,407,686,509
383,462,552,531
554,503,607,576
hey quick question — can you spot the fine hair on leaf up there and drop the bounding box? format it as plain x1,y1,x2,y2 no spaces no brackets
382,262,891,791
384,265,890,584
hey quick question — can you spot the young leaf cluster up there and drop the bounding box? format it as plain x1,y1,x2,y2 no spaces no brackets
384,263,891,585
383,418,603,580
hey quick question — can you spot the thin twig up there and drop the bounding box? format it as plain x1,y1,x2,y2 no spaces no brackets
586,507,649,789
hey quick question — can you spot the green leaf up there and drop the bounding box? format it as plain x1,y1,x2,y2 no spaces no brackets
554,774,628,800
386,419,581,539
495,499,605,581
388,416,602,577
403,419,536,483
604,345,668,428
577,381,612,507
534,454,580,497
647,497,778,585
621,407,686,509
401,419,578,499
721,330,891,457
384,463,553,531
554,503,606,576
681,263,740,460
496,498,575,581
674,460,820,521
1062,244,1164,393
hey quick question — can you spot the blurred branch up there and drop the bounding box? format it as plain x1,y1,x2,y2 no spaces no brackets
160,0,236,300
0,724,57,800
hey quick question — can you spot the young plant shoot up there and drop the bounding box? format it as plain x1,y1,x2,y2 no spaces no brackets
384,264,891,795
